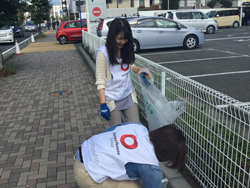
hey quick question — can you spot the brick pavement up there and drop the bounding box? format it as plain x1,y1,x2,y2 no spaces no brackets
0,31,108,188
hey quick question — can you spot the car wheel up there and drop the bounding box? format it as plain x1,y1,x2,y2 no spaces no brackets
59,36,68,45
133,40,140,53
207,25,215,34
233,21,239,28
206,26,215,34
183,35,197,49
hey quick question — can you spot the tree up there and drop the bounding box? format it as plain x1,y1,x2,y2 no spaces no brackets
0,0,28,27
162,0,179,10
28,0,52,35
220,0,232,8
207,0,217,8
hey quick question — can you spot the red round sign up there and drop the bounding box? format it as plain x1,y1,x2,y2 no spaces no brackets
92,7,101,17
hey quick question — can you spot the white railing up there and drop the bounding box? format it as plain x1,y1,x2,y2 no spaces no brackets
82,30,250,188
2,33,39,61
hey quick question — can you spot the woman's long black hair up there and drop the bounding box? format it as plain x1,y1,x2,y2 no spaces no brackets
149,125,187,172
105,18,135,66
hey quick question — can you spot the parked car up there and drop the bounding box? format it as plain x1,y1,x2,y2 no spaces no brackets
127,17,205,53
167,10,218,34
206,8,240,28
56,20,87,45
13,25,25,37
96,14,142,39
0,25,15,44
41,21,46,28
25,21,37,31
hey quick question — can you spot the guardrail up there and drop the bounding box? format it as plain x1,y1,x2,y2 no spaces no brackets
2,33,39,61
82,30,250,188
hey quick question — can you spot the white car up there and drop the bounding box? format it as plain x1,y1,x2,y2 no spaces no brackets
0,25,15,44
167,10,218,34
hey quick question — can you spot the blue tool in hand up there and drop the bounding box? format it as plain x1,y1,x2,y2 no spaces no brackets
100,103,110,121
140,72,151,87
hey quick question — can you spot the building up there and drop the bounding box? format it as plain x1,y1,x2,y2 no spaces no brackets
68,0,246,19
51,5,62,19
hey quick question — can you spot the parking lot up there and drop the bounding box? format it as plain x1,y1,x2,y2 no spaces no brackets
137,26,250,102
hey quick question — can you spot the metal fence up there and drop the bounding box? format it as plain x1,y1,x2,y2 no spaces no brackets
2,33,39,61
82,30,250,188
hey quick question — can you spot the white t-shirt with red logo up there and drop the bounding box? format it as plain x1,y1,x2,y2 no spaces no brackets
96,45,134,101
81,123,159,183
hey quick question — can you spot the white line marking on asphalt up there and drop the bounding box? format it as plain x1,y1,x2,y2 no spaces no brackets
158,55,249,65
187,70,250,78
140,49,213,56
234,39,250,42
206,36,250,41
228,32,249,37
209,49,240,55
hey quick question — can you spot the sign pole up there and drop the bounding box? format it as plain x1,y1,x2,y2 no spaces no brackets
78,0,82,38
86,0,90,33
240,3,243,27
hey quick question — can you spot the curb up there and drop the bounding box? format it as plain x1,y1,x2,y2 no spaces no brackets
76,45,192,188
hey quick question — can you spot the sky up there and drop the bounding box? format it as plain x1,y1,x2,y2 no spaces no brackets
51,0,61,5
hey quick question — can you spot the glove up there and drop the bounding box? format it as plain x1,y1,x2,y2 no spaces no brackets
140,72,151,87
100,103,110,121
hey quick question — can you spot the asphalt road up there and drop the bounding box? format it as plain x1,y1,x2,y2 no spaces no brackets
0,30,39,53
137,26,250,102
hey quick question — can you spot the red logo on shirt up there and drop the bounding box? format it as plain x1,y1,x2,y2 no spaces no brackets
121,62,129,71
120,134,138,149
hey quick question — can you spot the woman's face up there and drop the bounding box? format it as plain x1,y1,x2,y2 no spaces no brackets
116,32,128,49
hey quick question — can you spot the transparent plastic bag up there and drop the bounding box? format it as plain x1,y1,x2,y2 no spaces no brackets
138,70,185,131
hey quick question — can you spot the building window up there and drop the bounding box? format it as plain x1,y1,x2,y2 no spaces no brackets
106,0,113,4
118,0,126,4
140,0,144,6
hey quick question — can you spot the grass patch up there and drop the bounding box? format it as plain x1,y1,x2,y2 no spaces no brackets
4,60,15,71
0,60,16,77
36,34,46,38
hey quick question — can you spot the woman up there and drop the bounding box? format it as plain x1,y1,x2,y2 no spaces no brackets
95,18,150,126
74,123,187,188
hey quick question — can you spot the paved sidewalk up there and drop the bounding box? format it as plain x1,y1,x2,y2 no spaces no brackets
0,31,109,188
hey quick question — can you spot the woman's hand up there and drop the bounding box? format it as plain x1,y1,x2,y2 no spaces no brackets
100,103,110,121
137,68,152,78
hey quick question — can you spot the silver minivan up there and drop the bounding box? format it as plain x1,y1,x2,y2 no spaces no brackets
167,10,218,34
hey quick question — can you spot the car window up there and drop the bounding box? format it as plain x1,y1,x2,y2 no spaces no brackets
218,11,228,17
156,19,177,28
75,22,81,28
106,20,113,28
176,12,192,19
129,20,137,27
192,12,203,19
0,25,10,30
137,19,155,27
201,12,208,19
26,21,34,25
64,22,76,28
207,11,217,18
229,10,238,16
168,13,173,19
81,21,87,28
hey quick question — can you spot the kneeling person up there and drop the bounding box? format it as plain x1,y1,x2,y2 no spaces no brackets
73,122,187,188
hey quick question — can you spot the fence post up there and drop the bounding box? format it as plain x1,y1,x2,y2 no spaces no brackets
0,49,3,70
161,72,165,96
